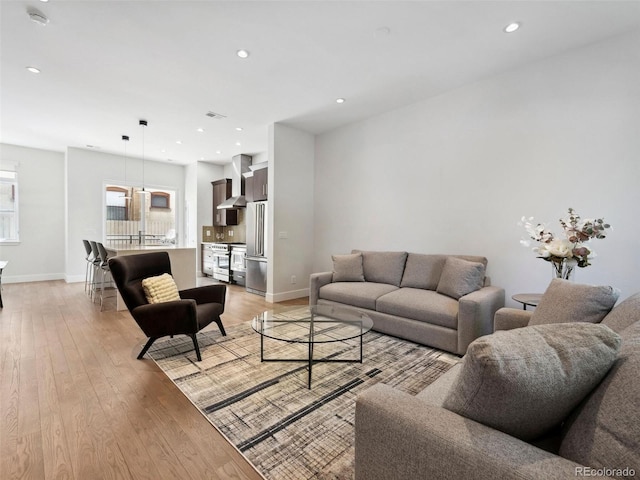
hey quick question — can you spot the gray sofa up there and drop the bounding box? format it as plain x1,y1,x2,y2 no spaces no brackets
355,282,639,480
310,250,505,355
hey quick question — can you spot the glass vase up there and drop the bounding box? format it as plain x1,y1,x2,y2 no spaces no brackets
552,259,575,281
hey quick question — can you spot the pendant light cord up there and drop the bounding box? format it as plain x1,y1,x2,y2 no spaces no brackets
139,119,147,192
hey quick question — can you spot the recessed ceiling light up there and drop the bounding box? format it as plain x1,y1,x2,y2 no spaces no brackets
176,140,182,145
216,150,222,154
161,149,166,153
26,66,41,74
39,0,49,2
235,142,241,146
236,49,250,59
196,128,204,133
235,127,243,131
336,98,345,104
504,22,521,33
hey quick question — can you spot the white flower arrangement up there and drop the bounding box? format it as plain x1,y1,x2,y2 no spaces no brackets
519,208,611,279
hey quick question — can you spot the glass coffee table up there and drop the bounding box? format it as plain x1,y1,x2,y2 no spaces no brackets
251,305,374,388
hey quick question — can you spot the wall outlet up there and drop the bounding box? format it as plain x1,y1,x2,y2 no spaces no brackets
279,231,288,239
229,230,234,237
206,230,211,236
291,275,297,284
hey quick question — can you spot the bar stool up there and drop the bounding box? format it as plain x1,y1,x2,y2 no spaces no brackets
89,241,102,299
97,242,115,310
82,240,94,294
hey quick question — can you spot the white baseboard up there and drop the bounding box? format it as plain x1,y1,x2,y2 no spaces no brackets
2,273,66,284
65,274,86,283
267,287,309,304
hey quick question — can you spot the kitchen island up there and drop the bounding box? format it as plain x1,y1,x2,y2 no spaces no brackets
105,245,196,310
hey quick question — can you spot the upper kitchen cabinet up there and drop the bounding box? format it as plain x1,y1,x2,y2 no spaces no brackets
251,164,268,202
212,179,238,226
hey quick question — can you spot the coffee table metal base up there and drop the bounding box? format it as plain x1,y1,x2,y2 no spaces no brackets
259,332,364,389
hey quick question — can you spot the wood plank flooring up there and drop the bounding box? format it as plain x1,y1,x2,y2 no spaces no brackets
0,279,307,480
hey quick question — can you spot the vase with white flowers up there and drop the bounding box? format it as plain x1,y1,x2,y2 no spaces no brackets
519,208,611,280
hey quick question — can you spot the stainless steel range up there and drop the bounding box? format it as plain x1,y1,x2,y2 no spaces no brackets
204,243,246,283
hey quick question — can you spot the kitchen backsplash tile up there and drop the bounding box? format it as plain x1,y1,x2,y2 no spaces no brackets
202,210,246,243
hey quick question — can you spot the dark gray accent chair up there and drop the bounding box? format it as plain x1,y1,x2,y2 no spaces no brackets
109,251,226,361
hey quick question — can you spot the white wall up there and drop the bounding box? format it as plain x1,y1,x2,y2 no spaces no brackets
0,144,65,282
268,123,315,302
251,151,268,166
65,147,186,282
314,30,640,303
196,161,224,274
184,162,198,249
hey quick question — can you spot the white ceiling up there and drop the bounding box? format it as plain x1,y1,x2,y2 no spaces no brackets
2,0,640,165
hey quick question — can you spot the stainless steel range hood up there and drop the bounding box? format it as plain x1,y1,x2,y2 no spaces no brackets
217,154,252,209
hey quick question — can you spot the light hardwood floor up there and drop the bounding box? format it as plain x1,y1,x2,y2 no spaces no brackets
0,279,307,480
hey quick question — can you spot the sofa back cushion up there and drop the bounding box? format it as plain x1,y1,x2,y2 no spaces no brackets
351,250,408,287
529,279,620,326
559,320,640,474
442,323,621,441
332,253,365,282
602,292,640,333
400,254,447,290
436,257,486,300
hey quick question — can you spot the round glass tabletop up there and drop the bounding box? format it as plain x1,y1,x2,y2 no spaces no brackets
251,304,374,344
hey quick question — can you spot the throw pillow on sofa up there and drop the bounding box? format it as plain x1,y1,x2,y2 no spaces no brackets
332,253,365,282
442,323,621,441
436,257,485,300
529,279,620,326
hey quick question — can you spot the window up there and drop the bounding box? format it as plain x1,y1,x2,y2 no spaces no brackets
106,186,129,220
150,191,170,209
105,184,177,246
0,170,19,242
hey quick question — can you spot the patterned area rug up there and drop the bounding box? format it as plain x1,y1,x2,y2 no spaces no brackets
148,310,460,480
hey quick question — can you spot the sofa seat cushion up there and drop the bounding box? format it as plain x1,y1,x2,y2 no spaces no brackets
318,282,398,310
529,278,619,326
352,250,408,287
560,320,640,473
376,288,459,329
416,362,463,407
442,323,621,441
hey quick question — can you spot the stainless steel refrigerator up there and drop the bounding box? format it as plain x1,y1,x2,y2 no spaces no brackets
246,201,267,296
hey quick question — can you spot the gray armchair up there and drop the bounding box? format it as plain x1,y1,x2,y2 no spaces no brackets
355,286,640,480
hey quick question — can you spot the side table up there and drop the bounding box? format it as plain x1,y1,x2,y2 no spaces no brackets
511,293,542,311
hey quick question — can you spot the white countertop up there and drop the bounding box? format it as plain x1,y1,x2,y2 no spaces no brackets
105,244,196,252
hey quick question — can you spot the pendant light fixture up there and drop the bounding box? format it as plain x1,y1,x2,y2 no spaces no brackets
139,119,147,193
121,134,131,199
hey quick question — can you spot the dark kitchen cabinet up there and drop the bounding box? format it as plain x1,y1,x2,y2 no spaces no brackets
252,166,268,201
212,179,238,226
